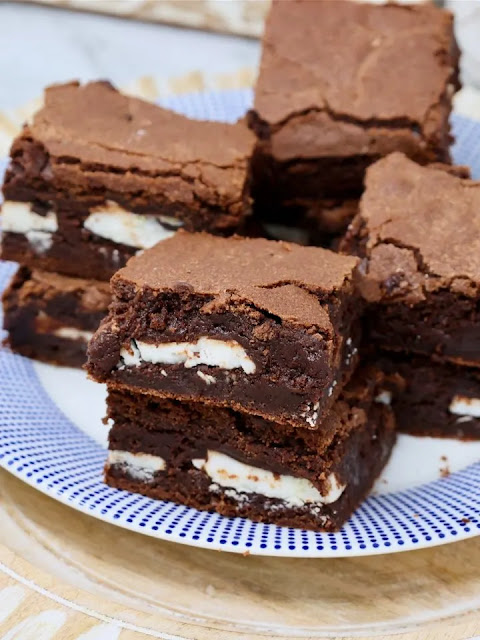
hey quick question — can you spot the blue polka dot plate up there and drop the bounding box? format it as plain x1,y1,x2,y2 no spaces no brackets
0,89,479,557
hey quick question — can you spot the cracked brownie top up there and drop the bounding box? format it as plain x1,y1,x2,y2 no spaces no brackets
112,231,360,329
4,81,255,232
32,81,253,172
343,152,480,304
250,0,459,163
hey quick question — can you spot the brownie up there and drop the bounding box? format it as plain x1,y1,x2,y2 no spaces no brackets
87,232,361,429
375,353,480,440
1,81,255,281
342,153,480,366
104,372,395,532
3,266,110,367
249,0,460,217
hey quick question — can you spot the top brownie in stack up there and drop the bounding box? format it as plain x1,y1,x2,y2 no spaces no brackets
87,232,361,430
249,0,460,235
2,81,255,281
342,152,480,367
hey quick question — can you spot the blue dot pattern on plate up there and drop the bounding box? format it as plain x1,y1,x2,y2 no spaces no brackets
0,89,479,557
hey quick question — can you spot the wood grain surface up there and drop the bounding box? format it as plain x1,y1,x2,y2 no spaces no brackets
14,0,271,37
0,469,479,639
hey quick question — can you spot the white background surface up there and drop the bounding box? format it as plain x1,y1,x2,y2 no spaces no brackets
0,2,260,110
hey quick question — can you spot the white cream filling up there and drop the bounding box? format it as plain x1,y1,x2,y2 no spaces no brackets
192,450,345,507
375,390,392,406
53,327,94,342
25,230,53,254
1,200,182,253
197,370,216,385
449,395,480,418
84,201,182,250
2,201,58,242
108,450,166,482
120,337,256,374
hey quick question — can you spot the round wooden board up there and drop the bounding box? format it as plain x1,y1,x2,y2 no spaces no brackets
0,469,479,640
1,73,480,639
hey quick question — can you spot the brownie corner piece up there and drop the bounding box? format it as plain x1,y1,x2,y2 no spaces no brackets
375,353,480,440
249,0,459,209
1,81,256,280
87,232,362,429
3,266,110,367
343,152,480,366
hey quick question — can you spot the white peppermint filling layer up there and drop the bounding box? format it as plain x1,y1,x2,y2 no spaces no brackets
192,450,345,507
2,200,58,234
449,395,480,418
53,327,94,342
84,201,182,250
375,390,392,406
108,450,166,482
120,337,256,374
25,230,53,254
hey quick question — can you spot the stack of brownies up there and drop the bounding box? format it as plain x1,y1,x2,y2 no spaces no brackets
1,80,255,366
342,153,480,440
86,232,395,531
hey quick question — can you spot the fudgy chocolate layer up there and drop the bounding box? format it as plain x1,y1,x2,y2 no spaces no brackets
376,354,480,439
365,291,480,367
3,267,110,367
90,293,360,429
87,233,362,429
250,149,371,209
105,380,395,531
2,227,135,282
260,197,359,248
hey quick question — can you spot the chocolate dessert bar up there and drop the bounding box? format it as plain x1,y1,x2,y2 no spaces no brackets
105,374,395,532
342,153,480,366
87,233,361,429
2,81,255,281
3,267,110,367
376,354,480,440
249,0,460,216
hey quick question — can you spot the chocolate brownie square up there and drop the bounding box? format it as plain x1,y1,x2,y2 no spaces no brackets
342,153,480,365
375,353,480,440
2,81,255,281
87,232,361,429
249,0,460,217
105,370,395,532
3,266,110,367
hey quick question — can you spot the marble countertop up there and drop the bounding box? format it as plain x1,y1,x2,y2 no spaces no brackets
0,2,260,110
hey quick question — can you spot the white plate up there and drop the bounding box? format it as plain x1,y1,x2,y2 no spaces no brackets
0,89,479,557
